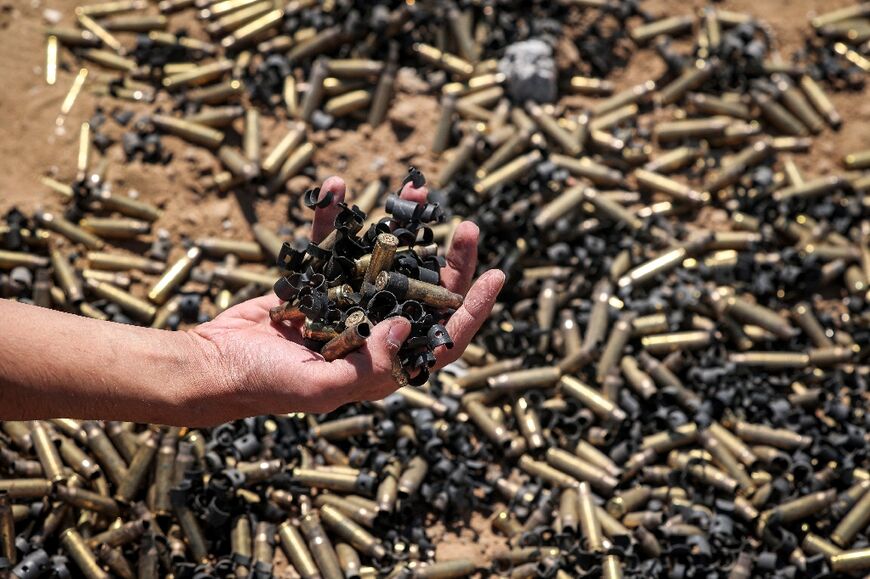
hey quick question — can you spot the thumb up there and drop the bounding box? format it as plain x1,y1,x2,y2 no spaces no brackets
339,317,412,401
369,316,412,362
346,316,411,378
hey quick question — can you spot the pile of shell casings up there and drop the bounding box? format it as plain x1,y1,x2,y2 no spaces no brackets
1,0,869,577
270,168,458,385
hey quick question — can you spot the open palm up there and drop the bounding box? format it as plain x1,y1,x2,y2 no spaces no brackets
189,176,504,423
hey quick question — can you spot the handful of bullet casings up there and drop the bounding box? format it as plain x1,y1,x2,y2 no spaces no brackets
270,168,460,384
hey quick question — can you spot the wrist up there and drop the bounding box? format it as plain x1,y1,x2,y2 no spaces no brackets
142,330,226,425
173,326,261,426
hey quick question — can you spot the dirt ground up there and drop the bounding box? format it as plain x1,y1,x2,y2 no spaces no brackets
1,0,868,233
0,0,868,569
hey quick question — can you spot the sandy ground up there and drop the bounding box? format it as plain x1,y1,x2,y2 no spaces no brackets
1,0,868,228
0,0,868,569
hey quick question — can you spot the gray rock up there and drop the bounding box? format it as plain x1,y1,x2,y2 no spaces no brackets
310,110,334,131
498,39,558,103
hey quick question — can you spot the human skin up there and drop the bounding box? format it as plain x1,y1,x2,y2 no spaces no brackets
0,176,504,426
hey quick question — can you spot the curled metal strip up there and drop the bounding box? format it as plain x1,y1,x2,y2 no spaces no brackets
303,186,333,209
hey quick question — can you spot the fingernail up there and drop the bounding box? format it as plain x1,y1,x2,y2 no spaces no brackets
495,269,506,286
486,268,506,288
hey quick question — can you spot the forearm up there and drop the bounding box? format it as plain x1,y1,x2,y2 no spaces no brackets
0,299,215,425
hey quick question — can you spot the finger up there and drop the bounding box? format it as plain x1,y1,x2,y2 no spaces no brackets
217,293,305,341
339,317,411,400
275,357,357,414
440,220,479,296
311,176,347,244
399,180,428,203
213,292,278,324
242,293,282,314
435,269,505,369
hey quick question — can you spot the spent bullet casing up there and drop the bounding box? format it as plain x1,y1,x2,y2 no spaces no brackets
596,313,635,383
261,123,306,176
759,489,837,531
62,528,110,579
320,505,385,559
641,423,699,453
58,435,100,480
634,168,708,204
800,75,842,128
519,455,580,489
56,483,121,517
641,331,712,354
368,58,397,127
533,185,586,229
569,76,614,95
526,103,582,156
221,8,285,49
147,246,202,304
151,114,225,148
729,351,810,368
314,415,375,441
0,492,15,565
592,81,656,116
620,356,657,399
734,421,811,449
0,479,52,499
559,487,579,532
752,90,809,136
449,358,523,390
551,156,625,188
278,521,320,579
486,366,561,393
514,396,545,450
832,547,870,573
320,321,371,361
546,448,618,495
83,421,128,488
631,14,694,43
397,455,427,499
432,94,457,154
38,212,104,250
464,400,512,448
186,79,245,104
50,248,84,305
30,421,64,483
336,543,361,579
474,150,542,196
217,145,259,180
436,131,477,187
86,279,156,323
577,482,605,552
90,190,163,222
831,483,870,546
114,432,157,502
375,271,463,310
267,142,316,193
300,513,344,579
79,218,150,239
315,495,376,528
559,376,627,423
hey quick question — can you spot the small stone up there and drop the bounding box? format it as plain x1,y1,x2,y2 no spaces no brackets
395,67,429,94
499,39,558,103
42,8,61,23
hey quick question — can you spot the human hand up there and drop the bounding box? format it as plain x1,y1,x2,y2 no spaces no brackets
187,176,505,424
